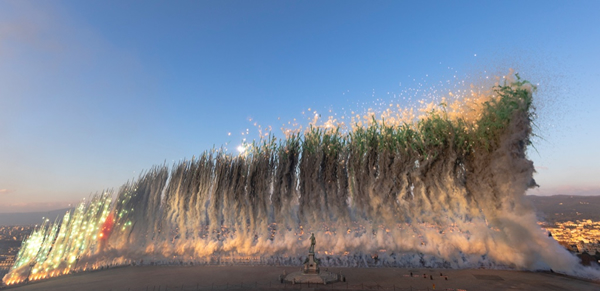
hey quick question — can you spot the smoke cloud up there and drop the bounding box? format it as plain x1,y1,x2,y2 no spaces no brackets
4,75,599,285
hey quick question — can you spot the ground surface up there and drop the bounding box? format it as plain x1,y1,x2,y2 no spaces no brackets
2,265,599,291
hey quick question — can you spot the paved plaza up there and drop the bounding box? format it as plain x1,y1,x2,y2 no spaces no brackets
2,265,599,291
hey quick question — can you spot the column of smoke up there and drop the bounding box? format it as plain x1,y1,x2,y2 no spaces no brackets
4,75,599,285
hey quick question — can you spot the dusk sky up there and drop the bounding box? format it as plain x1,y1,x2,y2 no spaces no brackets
1,1,599,213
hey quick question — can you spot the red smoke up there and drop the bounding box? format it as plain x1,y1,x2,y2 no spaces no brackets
98,213,114,243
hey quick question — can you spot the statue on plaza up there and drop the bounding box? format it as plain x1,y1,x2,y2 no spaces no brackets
283,232,343,284
303,233,320,274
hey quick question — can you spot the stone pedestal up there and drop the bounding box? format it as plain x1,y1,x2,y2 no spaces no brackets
303,252,319,274
282,269,340,285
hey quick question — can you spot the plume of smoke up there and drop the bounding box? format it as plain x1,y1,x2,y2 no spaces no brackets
4,75,599,285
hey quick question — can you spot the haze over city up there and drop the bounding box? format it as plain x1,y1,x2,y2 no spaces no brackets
1,0,599,213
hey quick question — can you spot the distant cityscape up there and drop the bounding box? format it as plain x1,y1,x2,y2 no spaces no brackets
0,226,35,278
540,220,600,257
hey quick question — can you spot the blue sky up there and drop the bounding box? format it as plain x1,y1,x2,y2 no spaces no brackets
1,1,599,212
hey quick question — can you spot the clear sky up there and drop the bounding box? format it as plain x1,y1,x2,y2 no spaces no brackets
1,1,599,212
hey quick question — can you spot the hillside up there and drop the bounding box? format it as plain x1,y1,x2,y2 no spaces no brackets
527,195,600,223
0,208,71,226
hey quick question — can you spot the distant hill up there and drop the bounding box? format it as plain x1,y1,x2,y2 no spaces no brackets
0,208,71,226
527,195,600,223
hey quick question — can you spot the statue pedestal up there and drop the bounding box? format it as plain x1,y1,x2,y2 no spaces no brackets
303,252,319,274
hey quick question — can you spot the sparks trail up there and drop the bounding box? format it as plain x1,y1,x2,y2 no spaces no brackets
5,74,598,285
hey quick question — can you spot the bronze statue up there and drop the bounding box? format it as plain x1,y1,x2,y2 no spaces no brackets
309,233,316,253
